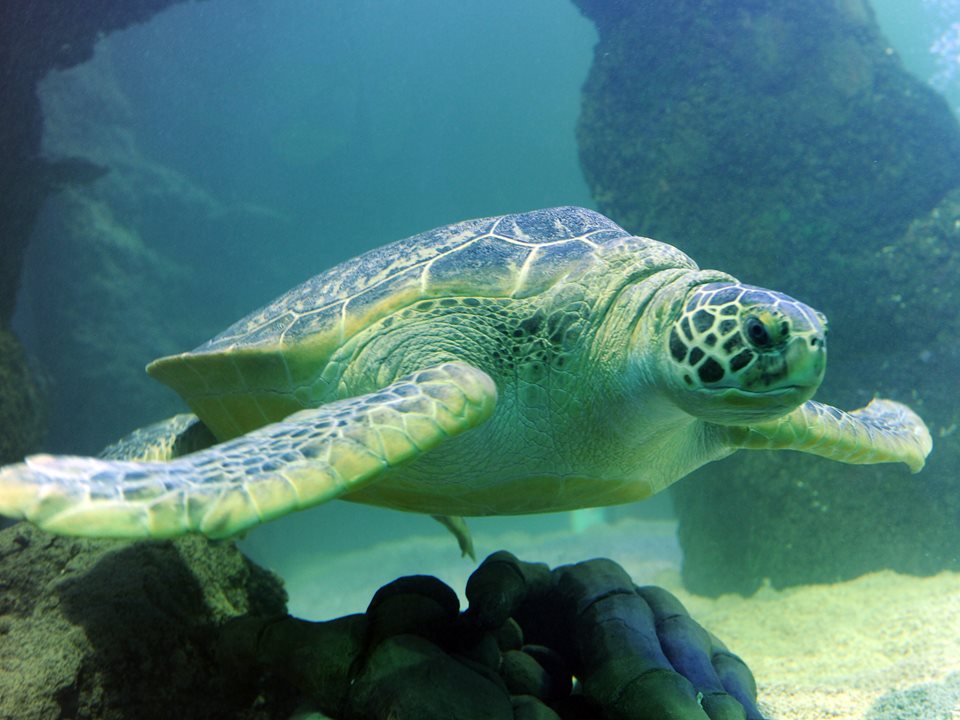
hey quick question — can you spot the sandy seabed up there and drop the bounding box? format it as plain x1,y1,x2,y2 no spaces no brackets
277,518,960,720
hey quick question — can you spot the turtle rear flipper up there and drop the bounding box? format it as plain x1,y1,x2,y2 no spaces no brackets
432,514,476,559
726,398,932,473
100,413,216,461
0,362,496,540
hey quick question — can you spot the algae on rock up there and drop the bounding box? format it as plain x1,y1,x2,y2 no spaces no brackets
0,523,294,720
0,329,45,466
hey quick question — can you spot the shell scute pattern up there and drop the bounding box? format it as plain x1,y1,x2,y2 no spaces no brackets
515,241,596,299
195,207,628,356
493,205,611,244
424,235,531,297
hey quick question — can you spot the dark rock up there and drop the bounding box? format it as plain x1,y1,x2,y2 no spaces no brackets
0,328,44,465
456,630,503,672
466,550,551,630
712,651,762,719
346,634,514,720
366,574,459,646
501,649,552,699
550,694,604,720
700,692,751,720
521,645,572,700
637,589,764,720
650,615,718,686
494,616,524,651
451,649,512,697
636,586,723,693
546,559,653,664
0,522,292,720
219,553,766,719
602,669,703,720
553,557,636,617
543,559,764,718
221,613,368,715
511,694,563,720
575,594,675,701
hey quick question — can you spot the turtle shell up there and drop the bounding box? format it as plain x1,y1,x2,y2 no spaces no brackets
147,207,656,440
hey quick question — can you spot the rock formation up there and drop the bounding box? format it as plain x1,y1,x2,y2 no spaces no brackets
0,0,203,463
0,523,295,720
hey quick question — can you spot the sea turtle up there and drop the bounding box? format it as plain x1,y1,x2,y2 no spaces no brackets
0,207,932,549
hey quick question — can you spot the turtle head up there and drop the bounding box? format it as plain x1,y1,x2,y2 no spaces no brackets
660,282,827,424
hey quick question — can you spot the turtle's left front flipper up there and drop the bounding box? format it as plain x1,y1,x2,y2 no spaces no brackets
726,398,932,473
0,362,496,540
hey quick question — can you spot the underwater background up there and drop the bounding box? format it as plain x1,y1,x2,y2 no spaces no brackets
1,0,959,718
15,0,600,556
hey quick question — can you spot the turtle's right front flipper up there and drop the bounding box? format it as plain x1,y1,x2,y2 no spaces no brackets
0,362,496,540
726,397,932,473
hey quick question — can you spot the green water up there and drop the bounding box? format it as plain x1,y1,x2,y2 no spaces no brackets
7,2,960,716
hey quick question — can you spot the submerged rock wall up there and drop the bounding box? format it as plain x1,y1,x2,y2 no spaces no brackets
19,32,294,455
0,329,44,465
23,51,226,453
573,0,960,593
574,0,960,289
0,0,199,325
0,1,202,461
0,523,294,720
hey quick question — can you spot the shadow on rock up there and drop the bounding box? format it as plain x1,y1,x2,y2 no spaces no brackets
0,522,296,720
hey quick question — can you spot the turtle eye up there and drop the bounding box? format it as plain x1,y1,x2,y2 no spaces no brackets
744,315,773,349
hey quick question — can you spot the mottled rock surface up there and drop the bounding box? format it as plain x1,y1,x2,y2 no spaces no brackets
0,329,44,465
574,0,960,287
0,523,294,720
